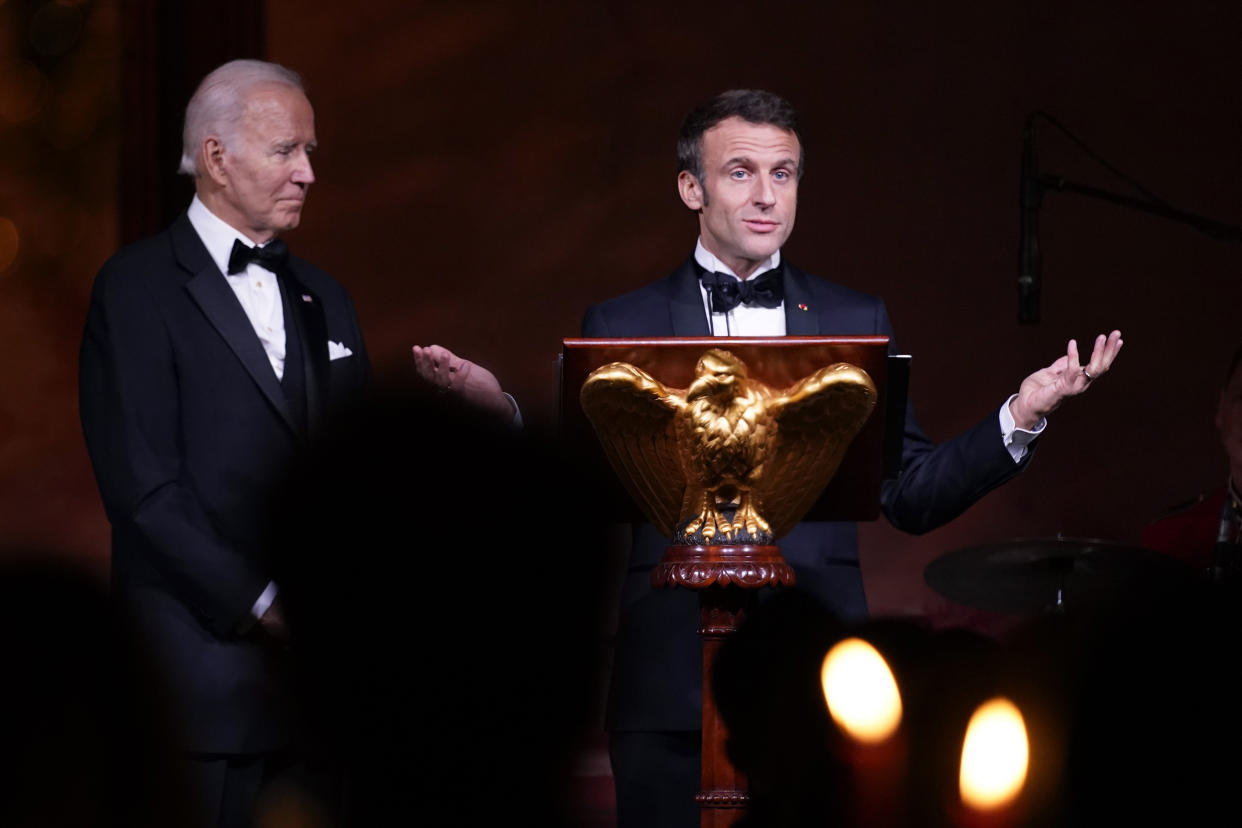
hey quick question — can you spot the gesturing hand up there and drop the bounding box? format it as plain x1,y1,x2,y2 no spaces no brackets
411,344,515,422
1009,330,1124,429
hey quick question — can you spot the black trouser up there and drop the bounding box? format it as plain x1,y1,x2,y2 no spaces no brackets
182,751,341,828
609,730,701,828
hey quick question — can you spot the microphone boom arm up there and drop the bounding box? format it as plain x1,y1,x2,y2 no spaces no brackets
1038,173,1242,243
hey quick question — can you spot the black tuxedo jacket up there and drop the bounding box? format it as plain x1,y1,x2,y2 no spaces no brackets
581,258,1032,732
79,211,369,753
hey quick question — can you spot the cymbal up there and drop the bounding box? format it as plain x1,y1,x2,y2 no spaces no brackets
924,536,1197,615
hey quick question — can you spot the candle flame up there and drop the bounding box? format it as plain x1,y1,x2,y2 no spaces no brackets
821,637,903,744
959,697,1029,810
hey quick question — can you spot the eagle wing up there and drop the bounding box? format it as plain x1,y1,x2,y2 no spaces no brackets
758,363,877,539
579,362,686,538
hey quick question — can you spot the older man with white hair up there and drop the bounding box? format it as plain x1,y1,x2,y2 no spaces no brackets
79,58,367,827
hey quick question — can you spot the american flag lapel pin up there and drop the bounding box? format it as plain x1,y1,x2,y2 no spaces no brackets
797,303,809,311
301,294,313,303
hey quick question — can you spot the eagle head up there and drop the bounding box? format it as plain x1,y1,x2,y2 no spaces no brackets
687,348,748,401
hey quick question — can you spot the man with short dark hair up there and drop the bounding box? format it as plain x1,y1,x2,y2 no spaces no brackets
582,88,1123,828
79,59,368,828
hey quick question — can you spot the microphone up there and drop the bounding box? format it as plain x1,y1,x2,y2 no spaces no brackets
1018,115,1043,324
1210,495,1241,583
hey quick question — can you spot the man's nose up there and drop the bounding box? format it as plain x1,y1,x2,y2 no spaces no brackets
753,175,776,206
293,152,315,185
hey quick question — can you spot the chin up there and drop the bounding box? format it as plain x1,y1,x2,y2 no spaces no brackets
744,246,781,263
741,236,784,257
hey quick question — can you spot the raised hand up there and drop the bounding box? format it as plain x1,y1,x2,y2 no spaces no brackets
1009,330,1124,429
411,344,516,422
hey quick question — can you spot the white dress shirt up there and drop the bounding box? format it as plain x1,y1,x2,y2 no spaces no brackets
187,195,287,381
690,237,1043,461
694,239,786,336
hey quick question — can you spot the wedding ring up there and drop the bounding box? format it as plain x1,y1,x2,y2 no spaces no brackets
1082,368,1094,381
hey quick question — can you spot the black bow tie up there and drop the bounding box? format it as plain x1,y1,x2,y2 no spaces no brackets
227,238,290,275
700,268,784,313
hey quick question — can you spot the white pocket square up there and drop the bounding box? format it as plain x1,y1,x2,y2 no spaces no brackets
328,340,353,361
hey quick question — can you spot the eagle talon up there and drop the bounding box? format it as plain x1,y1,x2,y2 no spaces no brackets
676,507,737,544
728,494,770,541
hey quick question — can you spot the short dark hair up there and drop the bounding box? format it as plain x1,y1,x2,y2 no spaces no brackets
677,89,804,184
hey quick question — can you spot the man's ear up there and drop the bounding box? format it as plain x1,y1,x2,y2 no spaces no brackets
677,170,705,213
201,136,229,187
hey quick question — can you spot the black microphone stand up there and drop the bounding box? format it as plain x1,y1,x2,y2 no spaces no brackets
1019,110,1242,324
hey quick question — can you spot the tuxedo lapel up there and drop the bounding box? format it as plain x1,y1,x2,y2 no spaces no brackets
783,264,821,335
668,259,711,336
172,214,299,435
281,266,330,438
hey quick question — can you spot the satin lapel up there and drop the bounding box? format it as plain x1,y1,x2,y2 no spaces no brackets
185,266,298,433
172,215,298,434
281,266,330,439
783,265,821,335
669,259,712,336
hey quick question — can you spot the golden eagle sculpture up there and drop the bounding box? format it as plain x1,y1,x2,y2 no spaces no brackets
580,348,877,545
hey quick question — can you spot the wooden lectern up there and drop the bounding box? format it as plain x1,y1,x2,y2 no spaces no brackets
560,337,901,828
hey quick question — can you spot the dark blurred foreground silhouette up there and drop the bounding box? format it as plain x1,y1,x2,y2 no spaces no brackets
7,387,1239,828
266,387,611,827
713,563,1242,828
3,386,611,828
0,558,199,828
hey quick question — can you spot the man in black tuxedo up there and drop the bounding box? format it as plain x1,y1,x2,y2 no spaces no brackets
581,89,1124,828
79,59,369,828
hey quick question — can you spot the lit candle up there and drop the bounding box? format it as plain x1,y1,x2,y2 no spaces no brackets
822,638,907,828
955,696,1029,828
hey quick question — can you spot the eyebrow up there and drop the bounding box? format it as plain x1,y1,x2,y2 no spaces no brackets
722,156,798,170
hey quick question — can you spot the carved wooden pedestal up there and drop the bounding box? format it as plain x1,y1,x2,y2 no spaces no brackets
652,544,796,828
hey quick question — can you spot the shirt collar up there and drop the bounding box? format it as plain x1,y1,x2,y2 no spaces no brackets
693,238,780,281
187,195,275,277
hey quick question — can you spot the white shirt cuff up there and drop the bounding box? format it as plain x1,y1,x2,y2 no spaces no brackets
251,580,278,620
505,392,524,428
999,394,1045,463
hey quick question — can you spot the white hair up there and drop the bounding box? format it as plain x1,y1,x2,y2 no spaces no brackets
178,59,305,177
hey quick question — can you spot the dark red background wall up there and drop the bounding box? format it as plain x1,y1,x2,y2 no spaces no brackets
2,0,1240,627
